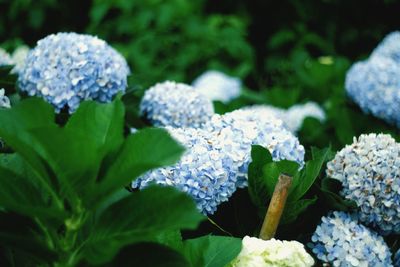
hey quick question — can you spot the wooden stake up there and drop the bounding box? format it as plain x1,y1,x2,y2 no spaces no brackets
259,173,292,240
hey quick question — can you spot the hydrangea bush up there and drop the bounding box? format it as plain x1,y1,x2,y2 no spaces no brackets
0,14,400,267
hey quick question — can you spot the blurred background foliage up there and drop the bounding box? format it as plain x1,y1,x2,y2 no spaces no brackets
1,0,400,150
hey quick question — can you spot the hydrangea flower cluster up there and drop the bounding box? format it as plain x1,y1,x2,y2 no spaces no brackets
372,31,400,63
0,89,11,108
346,31,400,127
0,48,13,66
345,56,400,127
132,127,237,214
192,70,241,103
242,102,326,133
326,133,400,234
140,81,214,128
310,211,392,267
205,109,305,187
18,32,130,113
229,236,314,267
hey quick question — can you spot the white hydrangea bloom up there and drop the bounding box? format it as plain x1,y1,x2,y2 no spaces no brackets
285,102,326,132
229,236,314,267
192,70,242,103
11,45,30,74
241,102,325,133
0,48,13,66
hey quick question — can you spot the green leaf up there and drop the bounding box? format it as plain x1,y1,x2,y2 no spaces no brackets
263,160,299,197
96,128,185,202
321,178,357,211
0,154,66,220
281,197,317,224
28,126,101,204
288,146,332,202
102,242,189,267
0,98,60,205
184,235,242,267
81,186,204,264
66,99,125,160
155,230,183,252
248,145,273,207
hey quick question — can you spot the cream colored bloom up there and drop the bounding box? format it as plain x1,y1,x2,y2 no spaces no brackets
229,236,314,267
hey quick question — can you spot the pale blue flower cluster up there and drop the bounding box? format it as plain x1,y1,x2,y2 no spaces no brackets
192,70,242,103
18,32,130,113
140,81,214,128
205,109,305,187
132,127,237,214
372,31,400,63
310,211,392,267
327,133,400,234
346,32,400,127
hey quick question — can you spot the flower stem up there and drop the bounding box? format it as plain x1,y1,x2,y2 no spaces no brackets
259,173,292,240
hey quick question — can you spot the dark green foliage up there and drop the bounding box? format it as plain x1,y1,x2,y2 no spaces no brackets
0,98,205,265
248,145,333,225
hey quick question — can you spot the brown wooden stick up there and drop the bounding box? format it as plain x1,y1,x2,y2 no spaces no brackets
259,173,292,240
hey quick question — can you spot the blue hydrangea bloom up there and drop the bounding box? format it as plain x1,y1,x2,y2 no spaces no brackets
133,127,237,214
0,48,13,66
372,31,400,63
345,56,400,127
192,70,242,103
327,133,400,234
140,81,214,128
205,109,305,187
18,32,130,113
310,211,393,267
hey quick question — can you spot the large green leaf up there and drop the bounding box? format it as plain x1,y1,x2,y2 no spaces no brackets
248,145,273,207
0,98,56,192
95,128,185,202
288,146,332,202
81,186,204,264
263,160,299,197
183,235,242,267
28,126,101,205
66,99,125,160
0,154,66,220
